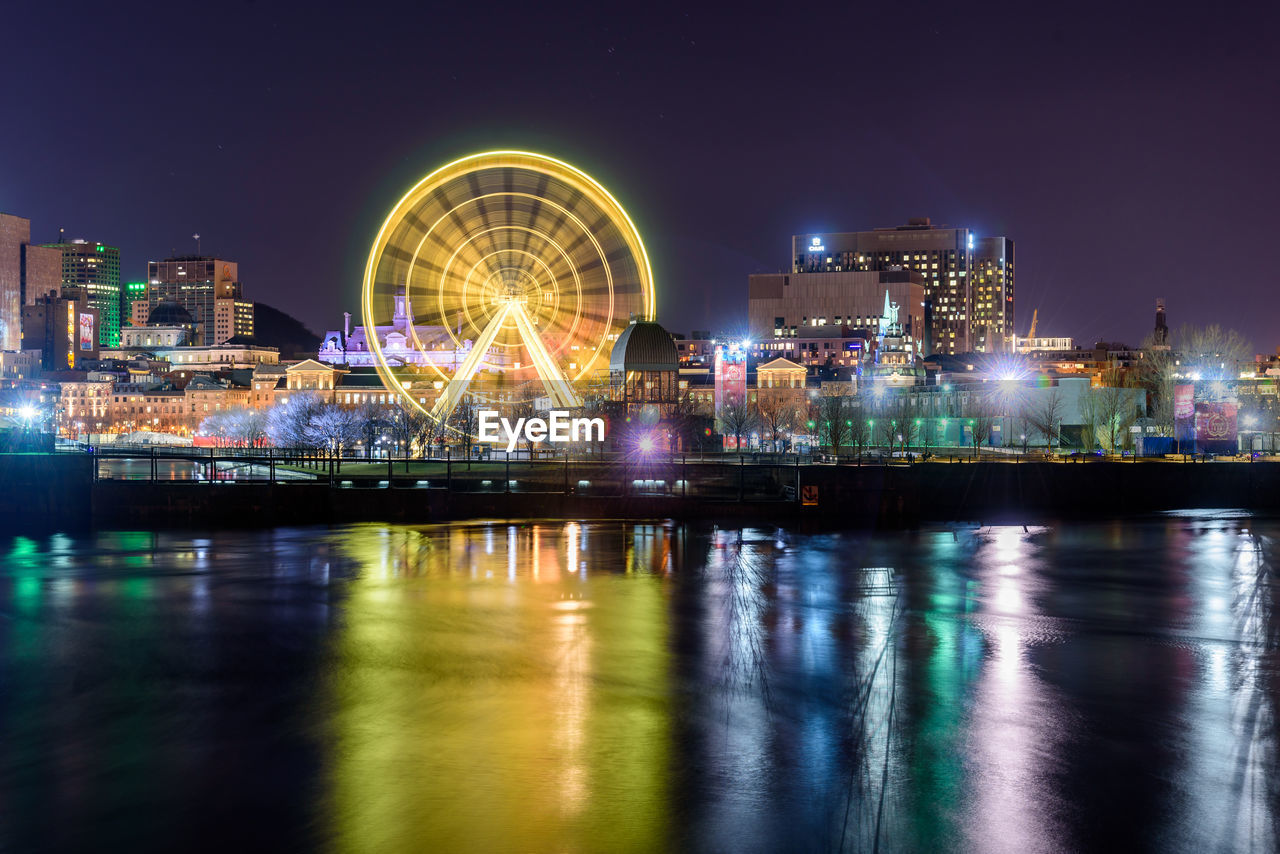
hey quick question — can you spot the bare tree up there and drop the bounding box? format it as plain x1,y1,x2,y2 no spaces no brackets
197,411,234,446
355,399,389,458
811,395,853,455
266,393,325,449
661,388,703,453
847,401,871,461
1078,387,1101,451
893,396,920,456
717,400,759,452
874,406,898,453
756,394,797,452
449,395,481,462
1135,344,1177,437
966,392,998,458
307,404,361,460
1027,387,1064,450
225,407,268,448
1174,323,1253,379
411,411,442,459
387,403,438,470
1093,385,1139,453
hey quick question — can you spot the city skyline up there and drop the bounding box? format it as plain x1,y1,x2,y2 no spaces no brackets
2,2,1277,352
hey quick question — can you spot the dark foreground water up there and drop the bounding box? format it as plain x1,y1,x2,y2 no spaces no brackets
0,515,1276,853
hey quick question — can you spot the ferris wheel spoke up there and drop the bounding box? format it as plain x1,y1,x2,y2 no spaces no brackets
508,302,582,408
428,301,514,422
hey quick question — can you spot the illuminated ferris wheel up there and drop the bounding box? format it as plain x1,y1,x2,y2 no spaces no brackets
361,151,655,423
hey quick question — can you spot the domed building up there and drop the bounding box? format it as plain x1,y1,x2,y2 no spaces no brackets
146,301,194,327
119,301,197,348
609,318,678,404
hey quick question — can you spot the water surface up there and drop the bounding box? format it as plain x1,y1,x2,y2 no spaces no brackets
0,515,1276,852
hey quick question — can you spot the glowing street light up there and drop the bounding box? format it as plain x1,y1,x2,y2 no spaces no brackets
636,432,656,456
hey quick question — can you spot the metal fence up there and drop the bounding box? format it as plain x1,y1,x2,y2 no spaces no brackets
86,447,811,501
85,443,1280,494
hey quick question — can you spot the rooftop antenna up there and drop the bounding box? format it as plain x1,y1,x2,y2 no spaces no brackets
193,233,201,255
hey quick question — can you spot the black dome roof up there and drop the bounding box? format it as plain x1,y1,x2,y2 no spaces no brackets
609,319,678,373
147,301,194,326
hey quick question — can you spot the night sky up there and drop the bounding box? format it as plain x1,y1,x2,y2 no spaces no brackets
3,1,1277,351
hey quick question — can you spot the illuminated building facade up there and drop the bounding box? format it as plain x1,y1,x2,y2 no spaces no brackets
748,269,925,362
125,281,149,327
672,330,714,366
791,219,1014,355
58,380,112,434
213,296,254,344
21,289,99,370
40,240,122,347
713,342,748,410
319,293,470,369
1015,336,1075,353
608,318,679,405
753,326,868,368
146,256,253,345
969,236,1013,353
0,212,61,351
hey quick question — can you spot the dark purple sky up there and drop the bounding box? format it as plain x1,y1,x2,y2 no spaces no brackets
3,1,1277,351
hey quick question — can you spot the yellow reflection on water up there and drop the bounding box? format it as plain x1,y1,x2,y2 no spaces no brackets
321,522,674,852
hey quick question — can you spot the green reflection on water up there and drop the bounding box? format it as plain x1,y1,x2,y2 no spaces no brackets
322,522,674,852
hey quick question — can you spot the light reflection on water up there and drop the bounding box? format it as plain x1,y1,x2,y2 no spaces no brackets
0,516,1276,852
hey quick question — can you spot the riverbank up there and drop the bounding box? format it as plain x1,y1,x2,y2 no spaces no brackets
5,453,1280,531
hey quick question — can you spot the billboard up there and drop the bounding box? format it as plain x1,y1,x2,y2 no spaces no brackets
79,313,95,350
1194,401,1237,453
714,344,747,411
1173,383,1195,444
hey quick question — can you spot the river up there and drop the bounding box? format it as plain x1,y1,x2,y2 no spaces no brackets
0,514,1276,852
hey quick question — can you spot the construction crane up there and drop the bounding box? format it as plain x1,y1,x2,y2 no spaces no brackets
1027,308,1038,340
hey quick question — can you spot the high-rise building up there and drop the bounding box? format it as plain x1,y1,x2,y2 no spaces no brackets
791,218,1014,355
0,213,61,351
213,296,254,343
969,236,1014,354
40,240,123,347
124,281,148,327
145,256,253,345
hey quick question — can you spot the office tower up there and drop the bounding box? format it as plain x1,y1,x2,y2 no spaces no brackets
0,213,61,351
791,218,1014,355
125,281,149,327
40,239,123,347
145,256,253,345
970,236,1015,353
213,296,254,342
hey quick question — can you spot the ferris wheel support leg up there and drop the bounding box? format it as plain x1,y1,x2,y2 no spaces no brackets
509,303,583,409
430,302,513,423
